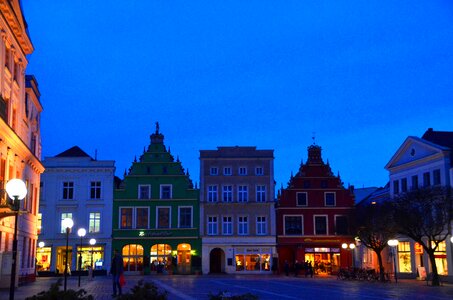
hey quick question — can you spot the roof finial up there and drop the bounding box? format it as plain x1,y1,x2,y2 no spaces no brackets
312,131,316,145
155,121,160,134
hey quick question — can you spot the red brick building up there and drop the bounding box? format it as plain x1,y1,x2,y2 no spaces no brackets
276,144,355,275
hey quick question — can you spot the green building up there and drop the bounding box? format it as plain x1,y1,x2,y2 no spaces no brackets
112,124,200,275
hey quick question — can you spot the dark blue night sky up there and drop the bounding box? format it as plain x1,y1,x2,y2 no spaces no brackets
22,0,453,189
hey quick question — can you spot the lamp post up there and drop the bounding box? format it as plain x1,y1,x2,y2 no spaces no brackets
62,218,74,291
342,242,356,269
77,228,86,287
5,178,27,300
89,238,96,278
388,239,399,283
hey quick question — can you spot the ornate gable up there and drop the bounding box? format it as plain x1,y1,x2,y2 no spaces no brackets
0,0,33,54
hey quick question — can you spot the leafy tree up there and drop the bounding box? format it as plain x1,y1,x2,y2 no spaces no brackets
354,201,396,281
392,187,452,286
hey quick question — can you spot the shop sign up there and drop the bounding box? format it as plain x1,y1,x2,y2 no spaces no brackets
414,242,423,254
139,231,172,237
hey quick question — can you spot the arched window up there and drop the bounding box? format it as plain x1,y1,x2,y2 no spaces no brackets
122,244,144,273
150,244,172,272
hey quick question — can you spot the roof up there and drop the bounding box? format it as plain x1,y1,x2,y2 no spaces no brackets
422,128,453,149
55,146,93,159
200,146,274,158
357,183,390,206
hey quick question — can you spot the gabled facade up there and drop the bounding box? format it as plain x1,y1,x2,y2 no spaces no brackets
112,125,200,275
385,128,453,280
276,144,355,275
0,1,44,286
199,146,276,274
38,146,115,275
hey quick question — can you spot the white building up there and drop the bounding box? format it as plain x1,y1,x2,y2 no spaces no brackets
38,146,115,275
385,128,453,281
0,1,44,286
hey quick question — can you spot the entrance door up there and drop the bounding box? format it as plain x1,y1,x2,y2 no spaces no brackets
209,248,224,273
56,246,72,274
177,243,192,274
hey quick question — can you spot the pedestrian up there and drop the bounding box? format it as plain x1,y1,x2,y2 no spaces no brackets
284,260,289,276
308,260,313,278
304,261,309,277
294,260,300,277
109,249,124,297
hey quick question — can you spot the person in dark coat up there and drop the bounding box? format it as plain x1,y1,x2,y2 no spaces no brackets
109,249,124,297
284,260,290,276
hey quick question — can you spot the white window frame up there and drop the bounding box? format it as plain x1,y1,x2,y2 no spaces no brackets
238,185,248,202
223,167,232,176
314,214,328,235
239,167,247,176
238,216,249,235
160,184,173,199
88,212,101,233
296,192,308,206
210,167,218,175
62,181,74,200
207,185,218,202
178,206,193,228
207,216,218,235
255,166,264,176
90,181,101,199
324,192,336,206
283,215,303,236
156,206,171,229
222,216,233,235
60,212,73,233
334,214,348,236
138,184,151,199
256,216,267,235
135,206,150,229
119,206,134,229
256,185,266,202
222,185,233,202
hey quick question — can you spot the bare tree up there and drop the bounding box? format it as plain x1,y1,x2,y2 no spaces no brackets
354,201,395,281
392,187,452,286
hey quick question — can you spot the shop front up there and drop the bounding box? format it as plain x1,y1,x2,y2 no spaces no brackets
234,247,272,273
56,246,72,274
36,247,52,272
304,247,341,275
76,245,105,271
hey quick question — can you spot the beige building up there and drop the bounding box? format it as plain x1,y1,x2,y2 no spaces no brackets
200,147,276,274
0,1,44,286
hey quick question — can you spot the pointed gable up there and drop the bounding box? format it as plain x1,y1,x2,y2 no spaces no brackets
55,146,93,159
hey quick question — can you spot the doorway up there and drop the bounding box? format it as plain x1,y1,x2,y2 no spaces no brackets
177,243,192,274
209,248,225,273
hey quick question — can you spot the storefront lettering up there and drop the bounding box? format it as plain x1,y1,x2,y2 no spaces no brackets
139,231,172,237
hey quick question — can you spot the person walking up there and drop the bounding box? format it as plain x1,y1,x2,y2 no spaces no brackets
109,249,124,297
284,260,290,276
294,260,300,277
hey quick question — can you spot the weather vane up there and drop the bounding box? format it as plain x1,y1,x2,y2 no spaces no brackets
312,132,316,145
155,121,160,134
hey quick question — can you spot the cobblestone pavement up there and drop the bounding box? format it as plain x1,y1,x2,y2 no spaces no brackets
1,274,453,300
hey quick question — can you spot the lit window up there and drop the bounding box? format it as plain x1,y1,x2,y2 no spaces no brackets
136,207,149,229
89,212,101,233
60,213,73,233
120,208,133,229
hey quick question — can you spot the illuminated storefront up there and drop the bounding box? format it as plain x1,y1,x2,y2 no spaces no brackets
36,247,52,271
150,244,172,272
397,242,412,273
304,247,341,275
176,243,192,274
433,241,448,276
235,248,272,272
123,244,144,273
56,246,72,274
76,246,104,270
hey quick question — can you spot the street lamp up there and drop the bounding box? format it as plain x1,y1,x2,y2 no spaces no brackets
5,178,27,300
89,238,96,278
62,218,74,291
388,239,399,283
77,228,86,287
342,243,356,269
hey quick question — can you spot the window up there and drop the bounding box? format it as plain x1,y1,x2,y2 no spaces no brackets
401,178,408,193
256,216,266,235
136,207,149,229
239,167,247,176
284,216,302,235
178,207,192,228
160,185,172,199
303,181,311,188
296,192,307,206
207,216,218,235
222,185,233,202
62,182,74,200
238,185,248,202
120,208,133,229
397,241,412,273
411,175,418,190
314,216,327,235
321,180,328,188
255,167,264,176
393,180,399,195
37,213,42,235
335,216,348,235
223,167,232,176
238,216,248,235
89,212,101,233
157,207,170,228
256,185,266,202
222,216,233,235
207,185,218,202
325,192,335,206
433,169,441,186
60,213,73,233
90,181,101,199
210,167,218,175
138,185,151,199
423,172,430,187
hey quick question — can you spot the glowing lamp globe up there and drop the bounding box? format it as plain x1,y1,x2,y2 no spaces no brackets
62,218,74,230
77,228,86,237
5,178,27,200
